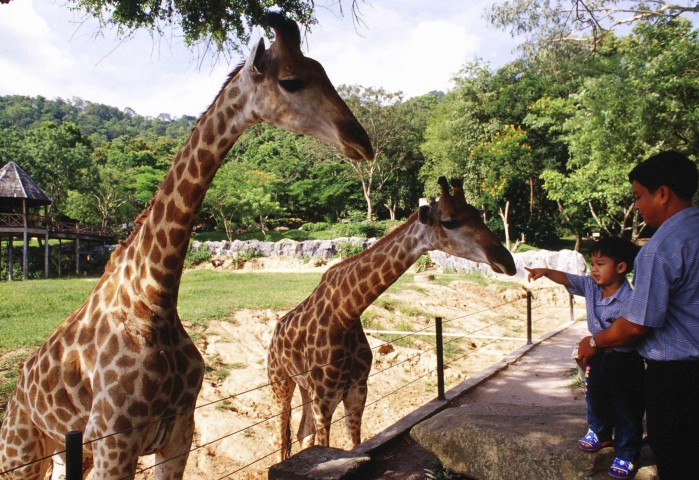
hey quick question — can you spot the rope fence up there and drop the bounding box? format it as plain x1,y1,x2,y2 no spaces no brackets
0,287,576,479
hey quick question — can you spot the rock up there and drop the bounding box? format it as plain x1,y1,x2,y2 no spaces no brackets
411,403,657,480
267,446,371,480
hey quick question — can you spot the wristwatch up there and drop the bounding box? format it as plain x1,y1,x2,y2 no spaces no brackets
589,335,597,348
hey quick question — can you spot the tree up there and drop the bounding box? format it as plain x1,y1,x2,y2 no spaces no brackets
203,161,283,239
379,93,440,220
552,19,699,238
22,122,95,218
487,0,699,53
306,85,415,221
64,166,128,228
34,0,365,60
288,162,363,222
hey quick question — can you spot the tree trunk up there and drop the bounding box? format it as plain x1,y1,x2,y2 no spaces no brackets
498,201,511,251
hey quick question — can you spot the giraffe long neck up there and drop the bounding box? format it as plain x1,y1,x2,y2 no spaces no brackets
319,212,430,320
108,70,255,312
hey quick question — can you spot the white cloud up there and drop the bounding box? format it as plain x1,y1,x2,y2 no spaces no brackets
0,0,519,117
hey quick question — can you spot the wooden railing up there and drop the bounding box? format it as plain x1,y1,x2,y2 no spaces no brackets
0,213,116,238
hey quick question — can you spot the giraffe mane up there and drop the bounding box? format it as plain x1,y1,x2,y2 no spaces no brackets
207,63,245,113
108,61,246,265
106,199,154,264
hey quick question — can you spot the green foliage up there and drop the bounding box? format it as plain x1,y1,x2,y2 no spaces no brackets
231,248,264,268
335,241,365,260
69,0,322,58
424,460,469,479
414,255,432,273
300,222,331,232
185,244,212,269
203,161,283,240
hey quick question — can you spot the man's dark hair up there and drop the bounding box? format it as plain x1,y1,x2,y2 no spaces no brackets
589,237,639,274
628,151,698,201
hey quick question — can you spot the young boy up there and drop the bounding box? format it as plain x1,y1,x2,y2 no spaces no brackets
526,237,643,479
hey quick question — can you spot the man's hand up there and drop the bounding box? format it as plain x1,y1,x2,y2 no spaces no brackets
577,336,599,366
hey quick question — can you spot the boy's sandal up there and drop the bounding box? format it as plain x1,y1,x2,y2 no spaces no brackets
608,457,635,479
578,429,612,452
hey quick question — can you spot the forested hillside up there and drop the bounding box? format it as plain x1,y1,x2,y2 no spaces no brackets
1,18,697,248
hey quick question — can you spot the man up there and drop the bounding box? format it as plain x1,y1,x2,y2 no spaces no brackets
577,150,699,479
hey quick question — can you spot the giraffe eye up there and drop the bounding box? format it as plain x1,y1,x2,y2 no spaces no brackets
441,219,462,230
279,77,304,93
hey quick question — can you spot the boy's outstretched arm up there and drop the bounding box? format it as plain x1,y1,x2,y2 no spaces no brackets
524,267,572,288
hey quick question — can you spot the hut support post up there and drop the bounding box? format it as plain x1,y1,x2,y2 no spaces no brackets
23,229,28,281
23,199,28,281
44,231,49,278
8,236,13,281
75,237,80,275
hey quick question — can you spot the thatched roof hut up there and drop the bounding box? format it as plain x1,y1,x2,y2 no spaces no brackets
0,161,52,210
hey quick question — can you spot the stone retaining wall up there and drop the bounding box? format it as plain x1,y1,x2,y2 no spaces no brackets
191,238,587,278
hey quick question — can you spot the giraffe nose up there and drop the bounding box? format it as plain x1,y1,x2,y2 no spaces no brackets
338,120,374,161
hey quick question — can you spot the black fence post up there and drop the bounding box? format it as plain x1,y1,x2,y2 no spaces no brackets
526,289,533,345
65,430,83,480
435,316,445,401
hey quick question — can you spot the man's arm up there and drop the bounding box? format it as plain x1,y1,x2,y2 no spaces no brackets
577,317,649,365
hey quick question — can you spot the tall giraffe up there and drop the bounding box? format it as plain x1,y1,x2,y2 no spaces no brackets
268,177,516,460
0,13,373,480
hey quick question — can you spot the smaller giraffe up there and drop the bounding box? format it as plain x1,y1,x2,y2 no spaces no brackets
268,177,516,460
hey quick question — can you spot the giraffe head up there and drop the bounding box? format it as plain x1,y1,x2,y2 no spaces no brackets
237,12,374,161
419,177,516,275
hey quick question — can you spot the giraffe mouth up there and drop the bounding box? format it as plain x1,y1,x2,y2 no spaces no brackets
342,142,374,161
487,245,517,276
338,120,374,161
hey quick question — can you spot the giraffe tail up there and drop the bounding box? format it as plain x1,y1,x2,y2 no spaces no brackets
283,419,292,460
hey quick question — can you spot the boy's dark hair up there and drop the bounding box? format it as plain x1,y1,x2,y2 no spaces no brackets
628,151,698,201
589,237,639,274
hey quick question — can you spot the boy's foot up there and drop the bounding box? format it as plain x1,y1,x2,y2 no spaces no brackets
608,457,636,479
578,429,612,452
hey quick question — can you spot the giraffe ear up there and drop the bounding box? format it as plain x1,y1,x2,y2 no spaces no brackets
419,205,433,225
245,38,266,75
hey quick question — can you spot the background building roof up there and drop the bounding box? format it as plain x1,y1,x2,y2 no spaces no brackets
0,161,52,207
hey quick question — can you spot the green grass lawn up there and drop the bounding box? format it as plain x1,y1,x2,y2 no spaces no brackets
0,270,328,354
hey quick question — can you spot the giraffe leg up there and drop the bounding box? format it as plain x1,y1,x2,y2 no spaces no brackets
0,394,51,480
342,381,368,448
89,435,138,480
296,387,316,450
154,413,195,480
310,391,343,448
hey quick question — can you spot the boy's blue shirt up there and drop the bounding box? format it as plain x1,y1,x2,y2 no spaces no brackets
565,273,635,353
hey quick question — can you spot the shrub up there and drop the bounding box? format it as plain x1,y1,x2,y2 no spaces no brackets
335,241,365,259
232,248,263,268
185,244,212,268
300,221,331,232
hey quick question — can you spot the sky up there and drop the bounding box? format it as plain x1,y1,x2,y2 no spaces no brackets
0,1,520,118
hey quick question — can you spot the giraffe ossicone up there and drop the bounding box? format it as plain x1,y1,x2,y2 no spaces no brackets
268,177,516,461
0,12,373,480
